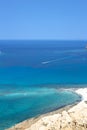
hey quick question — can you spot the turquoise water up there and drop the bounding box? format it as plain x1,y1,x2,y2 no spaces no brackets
0,86,80,129
0,40,87,129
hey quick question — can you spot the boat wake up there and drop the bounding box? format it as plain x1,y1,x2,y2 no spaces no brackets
41,56,73,65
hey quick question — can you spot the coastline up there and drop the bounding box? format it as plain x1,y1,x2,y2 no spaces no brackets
7,88,87,130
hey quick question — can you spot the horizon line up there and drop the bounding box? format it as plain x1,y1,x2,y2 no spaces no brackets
0,39,87,41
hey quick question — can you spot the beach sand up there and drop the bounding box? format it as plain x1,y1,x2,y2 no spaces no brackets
7,88,87,130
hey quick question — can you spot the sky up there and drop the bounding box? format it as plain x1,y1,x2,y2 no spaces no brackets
0,0,87,40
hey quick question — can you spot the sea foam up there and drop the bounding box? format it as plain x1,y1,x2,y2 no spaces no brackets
75,88,87,101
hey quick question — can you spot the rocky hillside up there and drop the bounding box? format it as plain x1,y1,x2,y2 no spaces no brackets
8,101,87,130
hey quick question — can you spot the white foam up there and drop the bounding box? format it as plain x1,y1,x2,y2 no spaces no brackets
75,88,87,101
41,56,73,65
42,61,51,64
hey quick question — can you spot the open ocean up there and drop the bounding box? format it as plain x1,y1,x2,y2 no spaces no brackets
0,40,87,129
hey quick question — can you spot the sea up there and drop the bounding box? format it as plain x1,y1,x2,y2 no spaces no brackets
0,40,87,130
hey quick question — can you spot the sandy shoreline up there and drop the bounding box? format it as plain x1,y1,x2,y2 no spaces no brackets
7,88,87,130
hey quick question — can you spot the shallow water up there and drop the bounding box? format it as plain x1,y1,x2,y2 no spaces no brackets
0,86,81,129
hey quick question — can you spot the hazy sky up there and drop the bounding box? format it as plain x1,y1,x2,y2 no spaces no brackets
0,0,87,40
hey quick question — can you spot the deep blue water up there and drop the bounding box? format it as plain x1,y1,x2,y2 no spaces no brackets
0,40,87,129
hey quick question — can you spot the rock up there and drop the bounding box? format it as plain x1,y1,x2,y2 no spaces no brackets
7,101,87,130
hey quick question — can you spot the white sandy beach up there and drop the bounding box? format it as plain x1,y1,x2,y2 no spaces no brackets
8,88,87,130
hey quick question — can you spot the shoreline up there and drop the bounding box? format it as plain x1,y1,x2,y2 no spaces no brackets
7,103,78,130
7,88,87,130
